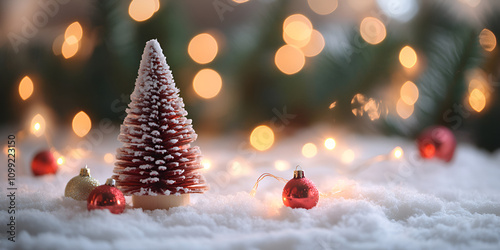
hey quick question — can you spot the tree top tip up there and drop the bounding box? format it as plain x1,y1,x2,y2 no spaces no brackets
145,39,163,54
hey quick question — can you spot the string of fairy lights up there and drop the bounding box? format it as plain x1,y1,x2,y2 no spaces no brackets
10,0,498,175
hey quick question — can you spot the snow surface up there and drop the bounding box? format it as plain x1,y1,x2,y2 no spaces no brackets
1,128,500,250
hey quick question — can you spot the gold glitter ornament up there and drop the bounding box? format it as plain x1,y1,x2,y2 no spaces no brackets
64,166,100,200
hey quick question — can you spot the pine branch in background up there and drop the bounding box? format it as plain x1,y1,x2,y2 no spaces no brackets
140,0,193,70
388,3,484,136
2,0,499,150
474,12,500,151
218,0,295,130
313,23,402,132
92,0,195,122
313,2,485,137
102,0,139,74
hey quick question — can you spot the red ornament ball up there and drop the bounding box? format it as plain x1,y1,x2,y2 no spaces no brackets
31,150,58,176
282,169,319,209
417,126,456,162
87,178,126,214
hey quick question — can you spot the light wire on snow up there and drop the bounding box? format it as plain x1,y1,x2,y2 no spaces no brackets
250,165,343,198
250,173,289,197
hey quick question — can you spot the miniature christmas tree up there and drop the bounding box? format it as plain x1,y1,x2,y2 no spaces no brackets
113,39,208,210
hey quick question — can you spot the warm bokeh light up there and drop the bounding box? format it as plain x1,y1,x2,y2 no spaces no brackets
250,125,275,151
104,153,114,164
283,14,313,42
399,46,417,68
360,17,386,45
301,29,325,57
469,88,486,112
233,0,249,3
302,143,318,158
193,69,222,99
188,33,218,64
274,160,290,171
52,35,64,56
400,81,419,105
64,22,83,43
351,93,367,116
284,21,311,41
307,0,338,15
275,45,305,75
62,39,79,59
61,21,82,59
128,0,158,22
268,199,284,215
329,101,337,109
348,0,374,12
351,94,383,120
229,161,244,175
324,138,336,150
72,111,92,137
341,149,355,164
201,159,211,170
283,32,310,48
31,114,46,137
396,98,414,119
19,76,34,100
392,147,403,159
479,28,496,52
57,156,65,165
468,78,487,93
363,98,382,121
153,0,160,11
69,147,90,159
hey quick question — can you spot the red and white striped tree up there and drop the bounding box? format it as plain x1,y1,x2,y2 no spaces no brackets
113,39,208,209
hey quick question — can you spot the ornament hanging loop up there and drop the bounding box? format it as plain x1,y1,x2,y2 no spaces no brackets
293,165,304,179
80,165,91,176
105,178,116,186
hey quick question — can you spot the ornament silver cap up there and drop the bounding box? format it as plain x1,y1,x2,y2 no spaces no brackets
105,178,116,186
80,165,91,177
293,165,304,179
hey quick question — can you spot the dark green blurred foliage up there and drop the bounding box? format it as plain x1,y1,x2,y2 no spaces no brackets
1,0,499,151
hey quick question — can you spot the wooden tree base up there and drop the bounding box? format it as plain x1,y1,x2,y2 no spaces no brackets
132,194,190,210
